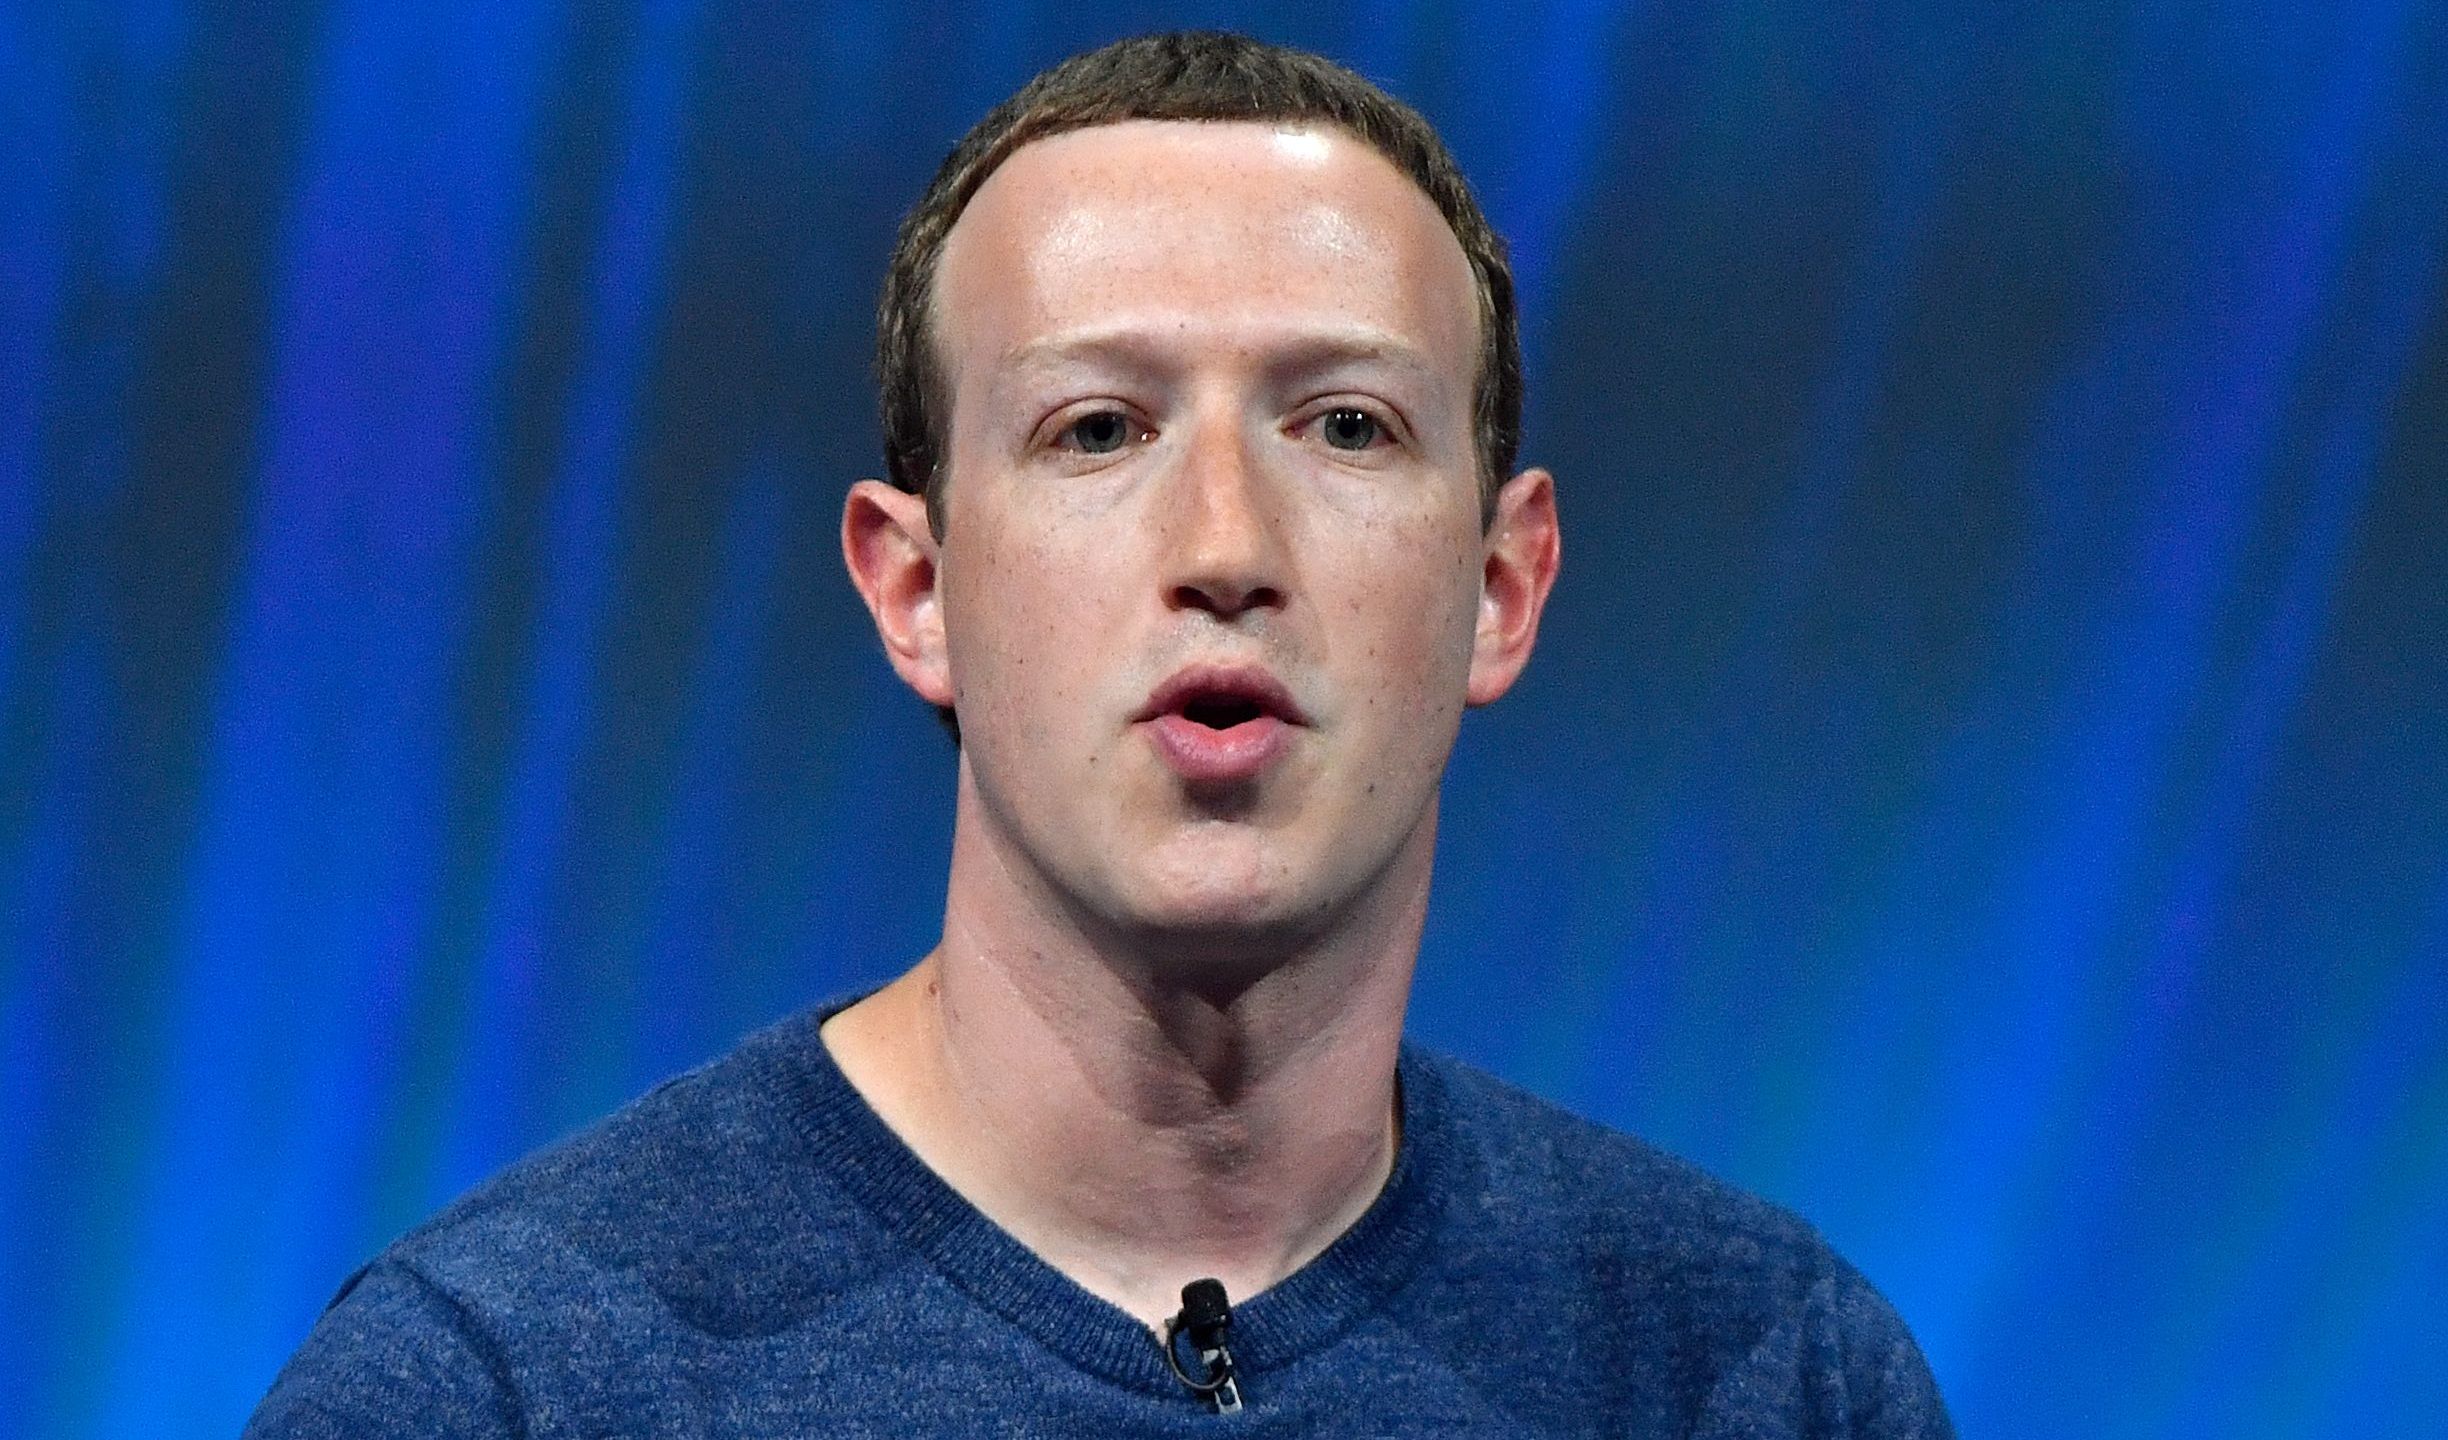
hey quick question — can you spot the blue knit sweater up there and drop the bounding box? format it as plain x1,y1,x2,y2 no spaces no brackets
248,1006,1952,1436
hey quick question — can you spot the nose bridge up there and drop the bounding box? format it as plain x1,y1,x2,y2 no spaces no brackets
1161,391,1285,614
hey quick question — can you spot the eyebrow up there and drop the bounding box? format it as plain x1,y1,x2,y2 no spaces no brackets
995,326,1453,395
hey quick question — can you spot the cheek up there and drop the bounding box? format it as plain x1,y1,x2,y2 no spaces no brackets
1332,516,1483,730
942,515,1132,745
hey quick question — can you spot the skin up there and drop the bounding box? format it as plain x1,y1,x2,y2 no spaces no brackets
831,119,1561,1332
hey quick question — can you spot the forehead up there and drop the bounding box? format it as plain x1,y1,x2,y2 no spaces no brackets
932,119,1480,401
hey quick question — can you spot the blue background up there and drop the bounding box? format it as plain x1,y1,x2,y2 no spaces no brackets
5,2,2446,1435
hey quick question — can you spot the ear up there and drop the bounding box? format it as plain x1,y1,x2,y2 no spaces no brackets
842,479,955,708
1465,467,1560,706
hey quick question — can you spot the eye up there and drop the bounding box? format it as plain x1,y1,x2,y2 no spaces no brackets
1317,407,1384,452
1058,409,1144,455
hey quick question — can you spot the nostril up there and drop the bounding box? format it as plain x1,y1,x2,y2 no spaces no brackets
1169,581,1286,617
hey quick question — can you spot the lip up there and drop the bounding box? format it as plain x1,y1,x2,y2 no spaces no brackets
1133,664,1309,727
1133,663,1307,786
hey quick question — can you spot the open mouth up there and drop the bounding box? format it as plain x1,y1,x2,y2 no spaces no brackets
1135,665,1308,730
1179,694,1268,730
1135,665,1306,784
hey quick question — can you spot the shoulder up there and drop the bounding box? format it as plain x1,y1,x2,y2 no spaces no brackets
387,1011,878,1321
1402,1048,1953,1437
249,1009,903,1434
1411,1046,1824,1272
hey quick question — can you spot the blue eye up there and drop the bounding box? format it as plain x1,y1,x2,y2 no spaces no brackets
1064,411,1137,454
1319,408,1381,451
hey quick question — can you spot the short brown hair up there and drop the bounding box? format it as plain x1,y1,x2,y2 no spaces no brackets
876,30,1522,536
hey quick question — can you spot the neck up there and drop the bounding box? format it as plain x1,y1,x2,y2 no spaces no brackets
823,777,1433,1333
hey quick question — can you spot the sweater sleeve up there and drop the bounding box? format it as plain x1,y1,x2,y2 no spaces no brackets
1823,1258,1954,1440
244,1261,524,1440
1686,1248,1954,1440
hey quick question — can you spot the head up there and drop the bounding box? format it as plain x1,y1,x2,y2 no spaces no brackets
878,30,1524,542
843,33,1559,966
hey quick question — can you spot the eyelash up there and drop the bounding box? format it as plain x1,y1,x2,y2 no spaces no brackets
1051,408,1153,456
1039,401,1406,459
1303,404,1395,452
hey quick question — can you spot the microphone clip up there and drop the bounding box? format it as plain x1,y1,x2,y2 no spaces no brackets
1163,1278,1244,1414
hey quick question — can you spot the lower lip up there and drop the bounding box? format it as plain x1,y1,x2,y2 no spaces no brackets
1145,713,1294,785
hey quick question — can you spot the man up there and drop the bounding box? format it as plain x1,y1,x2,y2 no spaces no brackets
252,31,1951,1436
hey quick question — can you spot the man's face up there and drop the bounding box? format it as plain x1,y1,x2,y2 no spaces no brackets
920,119,1515,954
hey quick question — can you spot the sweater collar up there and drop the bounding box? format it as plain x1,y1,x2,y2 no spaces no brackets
755,998,1457,1396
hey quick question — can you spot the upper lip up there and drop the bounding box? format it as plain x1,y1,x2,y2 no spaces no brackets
1133,663,1309,726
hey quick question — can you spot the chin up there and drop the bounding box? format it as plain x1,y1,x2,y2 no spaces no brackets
1107,858,1329,966
1133,880,1306,939
1106,804,1417,956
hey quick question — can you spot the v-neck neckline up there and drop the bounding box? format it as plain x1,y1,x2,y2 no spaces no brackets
750,999,1456,1397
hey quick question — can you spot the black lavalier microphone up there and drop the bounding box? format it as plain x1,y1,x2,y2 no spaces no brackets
1162,1278,1244,1414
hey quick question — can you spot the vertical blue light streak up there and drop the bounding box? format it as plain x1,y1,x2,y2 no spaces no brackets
92,0,560,1425
630,459,788,1084
0,11,78,1330
1917,2,2432,1411
2099,55,2446,1437
2281,868,2448,1436
1585,25,1960,1137
1450,0,1626,376
0,7,68,720
437,0,698,1196
3,4,195,1430
0,632,106,1440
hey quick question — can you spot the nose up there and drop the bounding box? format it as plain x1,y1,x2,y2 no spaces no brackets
1161,411,1288,619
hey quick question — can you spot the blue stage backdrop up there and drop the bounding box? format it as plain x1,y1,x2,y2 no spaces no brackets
4,2,2445,1435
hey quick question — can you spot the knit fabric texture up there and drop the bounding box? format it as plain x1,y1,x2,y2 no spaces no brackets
247,1005,1953,1437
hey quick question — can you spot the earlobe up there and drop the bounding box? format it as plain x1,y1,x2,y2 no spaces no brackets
842,479,956,707
1465,467,1560,707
